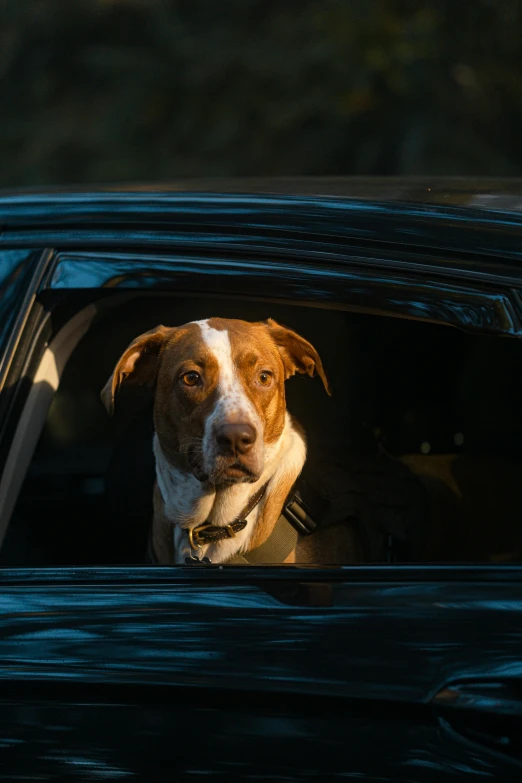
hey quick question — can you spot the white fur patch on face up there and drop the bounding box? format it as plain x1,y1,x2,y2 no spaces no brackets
196,320,263,476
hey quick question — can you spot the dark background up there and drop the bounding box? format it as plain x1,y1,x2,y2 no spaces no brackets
1,0,521,187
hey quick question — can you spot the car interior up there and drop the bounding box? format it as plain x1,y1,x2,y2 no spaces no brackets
2,289,522,566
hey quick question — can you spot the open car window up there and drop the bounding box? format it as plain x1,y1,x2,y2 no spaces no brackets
2,244,522,569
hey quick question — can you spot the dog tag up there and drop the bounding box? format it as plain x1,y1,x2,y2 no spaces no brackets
185,554,212,565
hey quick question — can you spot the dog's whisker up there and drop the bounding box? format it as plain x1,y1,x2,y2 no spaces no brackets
170,445,204,457
178,438,204,450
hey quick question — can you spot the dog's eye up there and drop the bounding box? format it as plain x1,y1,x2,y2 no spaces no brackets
181,371,201,387
257,371,272,386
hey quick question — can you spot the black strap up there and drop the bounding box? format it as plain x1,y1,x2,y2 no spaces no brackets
281,488,318,535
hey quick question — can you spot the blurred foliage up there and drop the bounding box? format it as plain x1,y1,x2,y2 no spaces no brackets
0,0,521,185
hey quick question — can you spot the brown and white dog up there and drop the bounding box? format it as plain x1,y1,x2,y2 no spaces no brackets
101,317,353,565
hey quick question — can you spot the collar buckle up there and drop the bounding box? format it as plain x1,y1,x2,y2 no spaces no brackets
186,481,269,551
189,520,238,550
188,523,211,550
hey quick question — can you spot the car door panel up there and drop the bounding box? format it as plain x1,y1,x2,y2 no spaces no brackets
0,567,520,780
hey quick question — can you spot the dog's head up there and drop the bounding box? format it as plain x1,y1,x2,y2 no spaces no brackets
101,318,330,487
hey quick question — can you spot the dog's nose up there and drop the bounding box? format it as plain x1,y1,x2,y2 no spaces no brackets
215,423,257,456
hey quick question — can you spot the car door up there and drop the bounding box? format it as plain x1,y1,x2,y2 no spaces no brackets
0,566,521,781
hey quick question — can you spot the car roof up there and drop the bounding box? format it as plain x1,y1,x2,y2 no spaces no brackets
2,176,522,210
2,177,522,266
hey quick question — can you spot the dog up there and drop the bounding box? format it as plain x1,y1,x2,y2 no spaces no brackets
101,317,359,564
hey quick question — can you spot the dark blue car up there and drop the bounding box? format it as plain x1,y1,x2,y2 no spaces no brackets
0,178,521,781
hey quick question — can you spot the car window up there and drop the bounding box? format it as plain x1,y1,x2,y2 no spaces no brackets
2,251,522,569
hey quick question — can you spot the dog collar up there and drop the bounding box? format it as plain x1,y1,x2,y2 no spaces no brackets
187,481,269,550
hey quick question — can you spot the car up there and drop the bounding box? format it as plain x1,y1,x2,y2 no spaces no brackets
0,178,521,780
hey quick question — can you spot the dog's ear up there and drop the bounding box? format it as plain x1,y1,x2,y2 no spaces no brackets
266,319,331,395
101,325,172,415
